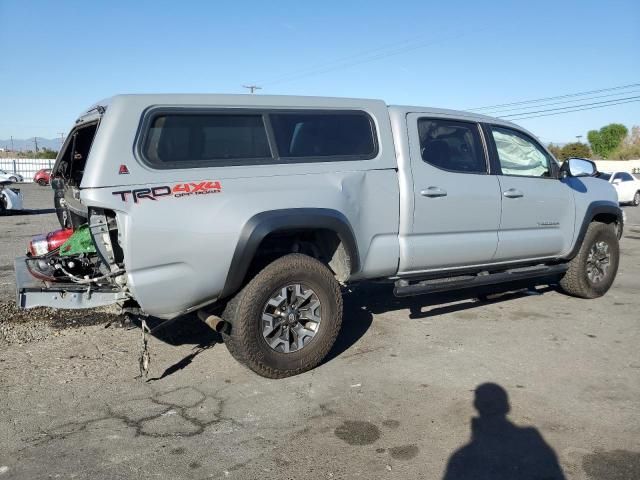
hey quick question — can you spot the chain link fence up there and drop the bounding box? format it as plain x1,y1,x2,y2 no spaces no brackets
0,158,54,183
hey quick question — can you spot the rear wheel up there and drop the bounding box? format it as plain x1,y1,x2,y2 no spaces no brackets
222,253,343,378
9,176,18,183
36,178,47,186
633,191,640,206
559,222,619,298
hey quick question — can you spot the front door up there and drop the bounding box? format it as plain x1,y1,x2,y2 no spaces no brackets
486,125,575,261
400,115,502,273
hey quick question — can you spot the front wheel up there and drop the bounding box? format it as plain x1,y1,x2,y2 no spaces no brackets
559,222,619,298
36,178,47,186
633,191,640,206
9,176,18,183
222,253,343,378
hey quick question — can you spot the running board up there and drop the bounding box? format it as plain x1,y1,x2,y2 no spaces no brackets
393,264,568,297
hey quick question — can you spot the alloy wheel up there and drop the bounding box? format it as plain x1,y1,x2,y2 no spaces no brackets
261,284,322,353
586,241,611,284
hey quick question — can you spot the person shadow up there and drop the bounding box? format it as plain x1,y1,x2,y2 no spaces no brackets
443,383,566,480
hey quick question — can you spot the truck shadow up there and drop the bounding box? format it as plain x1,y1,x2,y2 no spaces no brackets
326,280,557,362
138,279,558,374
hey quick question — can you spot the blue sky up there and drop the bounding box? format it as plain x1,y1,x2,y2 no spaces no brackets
1,0,638,144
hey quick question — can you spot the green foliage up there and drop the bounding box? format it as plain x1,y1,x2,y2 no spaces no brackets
37,148,58,159
547,143,562,159
558,142,591,160
609,126,640,159
588,123,628,158
12,148,59,159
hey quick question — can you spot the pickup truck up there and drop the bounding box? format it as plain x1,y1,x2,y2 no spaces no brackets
15,94,623,378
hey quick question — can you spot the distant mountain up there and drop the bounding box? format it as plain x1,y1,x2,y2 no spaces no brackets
0,137,62,152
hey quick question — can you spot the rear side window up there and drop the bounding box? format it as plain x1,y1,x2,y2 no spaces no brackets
142,114,271,166
418,118,486,173
620,172,634,181
270,112,377,159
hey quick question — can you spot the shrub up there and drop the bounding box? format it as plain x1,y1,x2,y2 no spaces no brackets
559,142,591,160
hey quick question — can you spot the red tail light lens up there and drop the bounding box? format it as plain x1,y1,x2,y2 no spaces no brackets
28,228,74,256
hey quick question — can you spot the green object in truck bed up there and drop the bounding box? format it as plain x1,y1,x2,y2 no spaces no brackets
59,225,97,257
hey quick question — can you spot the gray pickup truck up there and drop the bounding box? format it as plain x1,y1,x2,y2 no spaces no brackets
15,94,622,378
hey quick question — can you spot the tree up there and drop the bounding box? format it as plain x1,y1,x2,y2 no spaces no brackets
610,125,640,159
558,142,591,160
587,123,628,158
547,143,562,159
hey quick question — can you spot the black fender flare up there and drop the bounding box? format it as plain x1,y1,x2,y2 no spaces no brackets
220,208,360,298
563,201,623,260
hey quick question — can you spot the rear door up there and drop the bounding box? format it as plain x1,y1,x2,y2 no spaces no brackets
400,115,501,273
486,125,575,261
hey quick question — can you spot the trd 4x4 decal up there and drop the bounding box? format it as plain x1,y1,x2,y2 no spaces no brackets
112,181,222,203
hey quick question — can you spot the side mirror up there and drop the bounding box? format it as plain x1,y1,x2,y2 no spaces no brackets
560,158,597,178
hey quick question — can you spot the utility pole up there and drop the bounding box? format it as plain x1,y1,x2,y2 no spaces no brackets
58,132,65,145
10,136,14,152
242,85,262,94
576,135,583,143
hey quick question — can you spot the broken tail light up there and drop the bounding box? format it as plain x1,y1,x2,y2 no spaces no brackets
28,228,74,256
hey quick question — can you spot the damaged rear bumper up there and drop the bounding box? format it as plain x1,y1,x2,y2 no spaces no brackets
15,256,128,309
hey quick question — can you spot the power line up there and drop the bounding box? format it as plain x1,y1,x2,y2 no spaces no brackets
262,35,425,87
468,82,640,111
261,29,482,88
501,95,640,119
504,98,640,121
482,89,640,114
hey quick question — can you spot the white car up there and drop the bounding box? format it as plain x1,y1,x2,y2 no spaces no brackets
0,169,24,183
597,171,640,206
0,180,24,214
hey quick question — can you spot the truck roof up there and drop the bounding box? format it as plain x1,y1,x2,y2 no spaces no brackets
78,93,521,135
82,94,504,121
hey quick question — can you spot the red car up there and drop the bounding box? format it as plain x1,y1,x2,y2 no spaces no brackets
33,169,52,186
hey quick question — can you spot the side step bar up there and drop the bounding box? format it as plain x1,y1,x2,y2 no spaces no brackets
393,264,568,297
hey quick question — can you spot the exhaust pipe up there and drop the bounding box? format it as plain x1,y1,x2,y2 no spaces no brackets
197,309,229,333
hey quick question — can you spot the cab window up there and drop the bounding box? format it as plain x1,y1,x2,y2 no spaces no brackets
417,119,486,173
490,126,552,178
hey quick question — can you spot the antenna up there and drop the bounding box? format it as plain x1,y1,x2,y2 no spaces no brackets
242,85,262,94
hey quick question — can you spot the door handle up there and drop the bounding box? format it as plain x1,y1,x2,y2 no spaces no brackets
420,187,447,197
503,188,524,198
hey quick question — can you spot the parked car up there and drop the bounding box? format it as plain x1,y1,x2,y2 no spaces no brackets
0,169,24,183
33,168,52,186
0,180,24,214
595,170,640,206
15,95,623,378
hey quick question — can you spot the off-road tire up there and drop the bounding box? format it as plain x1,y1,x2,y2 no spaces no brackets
36,178,47,186
221,253,343,378
633,191,640,206
559,222,619,298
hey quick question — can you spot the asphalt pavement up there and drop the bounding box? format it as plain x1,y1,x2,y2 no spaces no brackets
0,183,639,479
